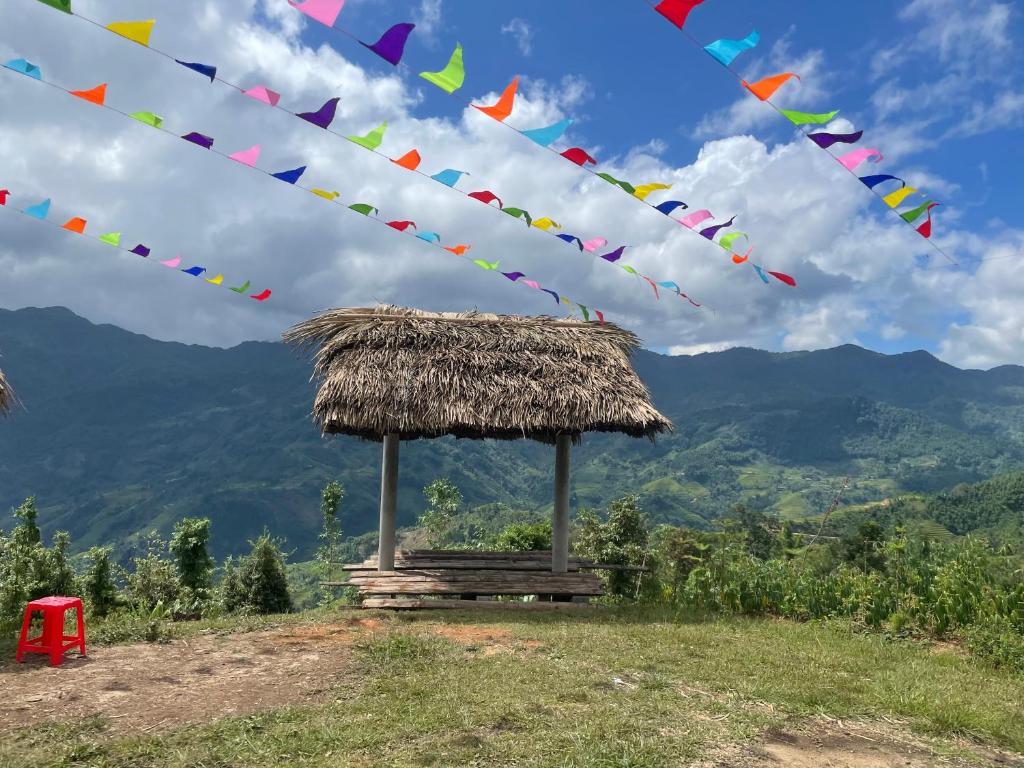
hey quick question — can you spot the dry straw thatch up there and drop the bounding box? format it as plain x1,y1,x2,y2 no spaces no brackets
284,305,672,443
0,368,13,416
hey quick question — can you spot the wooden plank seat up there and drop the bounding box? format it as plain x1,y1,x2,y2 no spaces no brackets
342,549,644,573
346,568,604,597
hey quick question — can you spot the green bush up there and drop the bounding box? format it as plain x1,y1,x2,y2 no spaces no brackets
83,546,119,618
489,521,552,552
220,533,293,615
963,615,1024,674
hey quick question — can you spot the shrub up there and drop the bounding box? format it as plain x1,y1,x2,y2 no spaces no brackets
83,546,119,618
576,495,654,599
124,533,180,612
490,521,552,552
223,533,293,615
963,615,1024,674
317,481,345,603
419,479,462,548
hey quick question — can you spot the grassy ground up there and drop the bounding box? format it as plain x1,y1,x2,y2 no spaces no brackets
2,608,1023,767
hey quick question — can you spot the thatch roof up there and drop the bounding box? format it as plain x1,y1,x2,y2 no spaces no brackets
284,305,672,443
0,368,13,416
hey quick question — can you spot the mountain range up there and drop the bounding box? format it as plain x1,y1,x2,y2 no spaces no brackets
2,306,1024,559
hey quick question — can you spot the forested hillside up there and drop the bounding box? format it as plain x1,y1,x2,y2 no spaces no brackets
3,306,1024,558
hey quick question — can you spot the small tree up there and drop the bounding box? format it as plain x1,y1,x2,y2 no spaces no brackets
83,547,119,617
11,497,41,548
490,521,552,552
576,495,653,599
125,532,180,612
170,518,214,594
218,556,246,613
317,481,345,578
419,479,462,548
237,533,292,615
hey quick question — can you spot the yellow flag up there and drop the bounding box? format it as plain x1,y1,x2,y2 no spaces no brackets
882,186,917,208
532,217,561,231
312,189,339,200
633,183,672,201
106,20,156,47
205,274,224,285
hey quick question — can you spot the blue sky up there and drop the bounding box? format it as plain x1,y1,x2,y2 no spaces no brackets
0,0,1022,367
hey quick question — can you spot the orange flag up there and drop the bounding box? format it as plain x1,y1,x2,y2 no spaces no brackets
392,149,421,170
444,244,470,255
69,83,107,106
473,77,518,122
742,72,799,101
62,217,87,234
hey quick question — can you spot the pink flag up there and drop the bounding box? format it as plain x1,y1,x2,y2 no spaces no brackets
242,85,281,107
679,209,713,229
160,256,182,268
288,0,344,27
837,148,882,171
229,145,261,167
523,279,540,289
582,237,608,252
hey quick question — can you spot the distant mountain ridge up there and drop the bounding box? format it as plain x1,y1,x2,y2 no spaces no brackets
2,306,1024,558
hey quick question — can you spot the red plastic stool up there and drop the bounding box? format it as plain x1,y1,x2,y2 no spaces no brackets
15,596,86,667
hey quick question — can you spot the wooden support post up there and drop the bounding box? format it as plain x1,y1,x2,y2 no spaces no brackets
552,433,571,573
378,433,400,572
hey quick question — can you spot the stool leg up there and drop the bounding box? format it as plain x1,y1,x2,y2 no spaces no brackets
15,606,33,663
47,608,64,667
76,603,86,657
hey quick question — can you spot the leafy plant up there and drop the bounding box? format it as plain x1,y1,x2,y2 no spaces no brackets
419,479,463,549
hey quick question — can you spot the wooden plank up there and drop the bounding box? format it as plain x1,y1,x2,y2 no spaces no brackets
361,598,596,611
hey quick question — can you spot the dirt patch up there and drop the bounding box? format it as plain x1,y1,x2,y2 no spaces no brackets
703,719,1024,767
0,619,377,735
428,623,544,656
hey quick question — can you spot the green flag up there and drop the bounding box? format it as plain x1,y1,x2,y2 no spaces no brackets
780,109,839,125
98,232,121,246
419,43,464,94
129,111,163,128
349,203,378,216
36,0,72,13
347,122,387,150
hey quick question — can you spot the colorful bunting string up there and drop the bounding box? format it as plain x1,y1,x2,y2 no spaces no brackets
0,186,270,300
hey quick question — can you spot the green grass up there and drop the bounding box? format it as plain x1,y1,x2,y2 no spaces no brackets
2,608,1023,767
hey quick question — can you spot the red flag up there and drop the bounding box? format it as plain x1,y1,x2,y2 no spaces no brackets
250,289,272,301
468,190,503,208
561,147,597,166
769,271,797,287
654,0,706,29
0,189,9,206
387,220,416,231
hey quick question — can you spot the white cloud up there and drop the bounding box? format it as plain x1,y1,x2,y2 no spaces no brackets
501,18,533,57
414,0,443,41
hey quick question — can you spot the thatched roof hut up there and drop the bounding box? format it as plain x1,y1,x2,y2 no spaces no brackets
283,305,671,443
0,368,13,416
284,305,672,574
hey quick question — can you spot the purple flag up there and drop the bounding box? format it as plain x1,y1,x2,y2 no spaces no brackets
501,271,525,282
600,246,627,262
807,130,864,149
699,216,736,241
297,97,340,129
360,22,415,66
182,131,214,149
130,244,151,257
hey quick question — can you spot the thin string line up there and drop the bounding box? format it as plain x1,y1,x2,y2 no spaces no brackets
639,0,958,266
68,9,711,310
1,66,608,322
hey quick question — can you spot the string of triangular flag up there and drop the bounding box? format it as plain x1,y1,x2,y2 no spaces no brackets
0,185,271,300
21,3,707,310
642,0,953,263
0,58,607,322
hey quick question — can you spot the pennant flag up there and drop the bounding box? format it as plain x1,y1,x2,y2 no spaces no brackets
561,147,596,166
230,280,251,293
621,265,639,275
753,265,770,284
837,148,882,171
250,289,272,301
3,59,42,79
419,43,464,94
901,200,940,224
99,232,121,246
521,118,573,147
182,131,214,149
600,246,627,263
883,186,918,208
288,0,345,27
533,218,560,231
271,166,307,185
387,220,416,231
541,289,560,305
229,145,261,167
655,0,705,28
312,188,339,200
129,111,163,128
348,122,387,150
502,271,524,282
731,249,751,264
0,189,8,206
679,209,713,229
473,259,499,270
642,276,661,299
474,77,518,122
445,244,470,255
392,149,421,170
578,304,590,321
160,256,181,268
769,271,797,287
657,281,682,294
69,83,106,105
700,216,736,240
742,72,799,101
175,60,217,82
360,22,415,66
557,234,584,250
718,232,748,252
915,205,940,238
36,0,72,13
242,85,281,106
595,309,605,323
633,183,671,201
182,266,206,276
596,173,636,194
416,231,441,243
583,237,608,252
131,244,151,257
468,190,503,208
24,199,51,220
780,109,839,125
808,130,864,149
655,200,688,216
206,274,224,285
704,30,760,67
349,203,378,216
504,207,533,226
106,20,155,47
860,174,905,190
62,217,86,234
432,168,467,187
522,279,540,289
297,97,340,129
